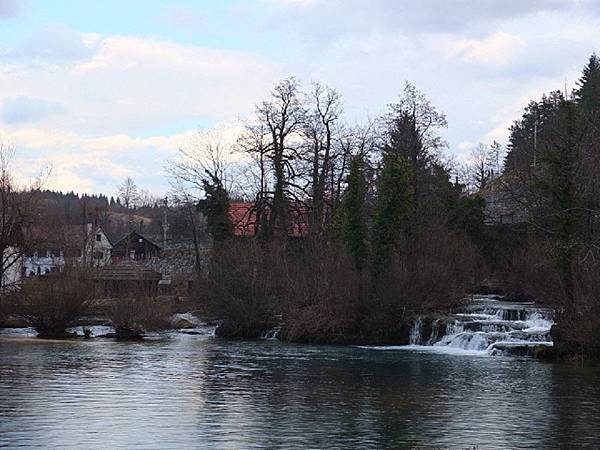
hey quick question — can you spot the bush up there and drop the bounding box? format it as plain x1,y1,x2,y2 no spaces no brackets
508,239,600,358
198,227,480,344
9,269,92,338
106,296,171,339
198,240,280,338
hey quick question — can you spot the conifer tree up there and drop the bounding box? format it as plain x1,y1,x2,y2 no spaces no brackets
198,174,233,243
536,100,585,300
371,153,413,276
575,53,600,119
340,155,368,271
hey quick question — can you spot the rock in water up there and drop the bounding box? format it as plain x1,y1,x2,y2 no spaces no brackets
173,318,195,329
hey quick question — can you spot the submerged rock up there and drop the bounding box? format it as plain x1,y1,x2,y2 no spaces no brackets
0,316,29,328
173,318,195,329
114,326,145,340
533,344,557,361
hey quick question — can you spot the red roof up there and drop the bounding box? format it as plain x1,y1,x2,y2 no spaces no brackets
229,202,309,237
229,202,258,237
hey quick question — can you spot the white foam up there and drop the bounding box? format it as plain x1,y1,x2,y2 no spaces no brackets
358,344,489,357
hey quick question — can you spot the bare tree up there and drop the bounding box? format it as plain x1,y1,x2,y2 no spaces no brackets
469,143,493,191
167,129,233,201
303,82,342,238
117,177,140,209
166,129,235,267
0,144,50,300
237,122,271,235
252,77,306,238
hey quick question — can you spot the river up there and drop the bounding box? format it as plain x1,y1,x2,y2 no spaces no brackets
1,328,600,449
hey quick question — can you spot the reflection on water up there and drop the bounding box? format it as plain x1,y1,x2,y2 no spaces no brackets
1,333,600,448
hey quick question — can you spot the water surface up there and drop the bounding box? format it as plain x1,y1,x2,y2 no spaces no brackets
1,332,599,448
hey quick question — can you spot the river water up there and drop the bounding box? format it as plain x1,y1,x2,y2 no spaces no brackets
1,330,600,449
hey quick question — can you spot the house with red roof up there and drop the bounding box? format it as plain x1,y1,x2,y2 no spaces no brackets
229,202,309,238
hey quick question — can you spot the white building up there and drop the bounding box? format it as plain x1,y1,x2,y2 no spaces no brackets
23,250,66,277
17,224,113,282
76,224,113,268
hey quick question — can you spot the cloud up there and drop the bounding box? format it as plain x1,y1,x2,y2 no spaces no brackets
1,26,101,64
2,3,599,196
458,32,525,67
1,126,198,194
0,31,281,135
1,120,248,195
0,0,22,18
2,96,64,124
0,27,284,194
262,0,595,39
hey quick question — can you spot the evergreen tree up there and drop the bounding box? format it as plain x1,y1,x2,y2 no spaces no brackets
504,91,564,175
339,155,368,271
575,53,600,119
536,100,585,300
371,153,413,276
198,174,233,243
384,83,447,210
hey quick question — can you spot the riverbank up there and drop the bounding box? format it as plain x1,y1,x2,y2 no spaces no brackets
2,292,591,361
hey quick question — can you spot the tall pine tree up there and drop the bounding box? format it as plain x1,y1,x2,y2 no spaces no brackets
575,53,600,119
198,174,233,243
371,153,413,277
340,155,368,271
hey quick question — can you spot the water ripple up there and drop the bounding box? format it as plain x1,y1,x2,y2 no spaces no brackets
1,334,600,448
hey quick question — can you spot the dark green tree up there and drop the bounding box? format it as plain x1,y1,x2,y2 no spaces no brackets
384,83,447,211
198,174,233,243
371,153,413,276
339,155,368,271
535,100,585,301
575,53,600,119
448,195,486,244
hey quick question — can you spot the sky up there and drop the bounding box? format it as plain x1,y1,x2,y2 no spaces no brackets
0,0,599,196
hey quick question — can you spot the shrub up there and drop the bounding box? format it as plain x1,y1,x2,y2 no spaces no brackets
199,240,280,338
198,227,480,344
106,295,171,339
508,239,600,358
9,269,92,338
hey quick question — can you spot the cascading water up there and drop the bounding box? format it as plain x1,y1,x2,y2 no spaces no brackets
261,326,282,340
406,295,555,356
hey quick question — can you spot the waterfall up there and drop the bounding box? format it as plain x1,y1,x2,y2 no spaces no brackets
409,318,423,345
261,326,281,340
405,296,554,356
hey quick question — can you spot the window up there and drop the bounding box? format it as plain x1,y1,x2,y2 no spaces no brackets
96,234,102,242
94,251,104,260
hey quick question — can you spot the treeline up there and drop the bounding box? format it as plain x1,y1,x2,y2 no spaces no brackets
195,55,600,355
25,187,207,248
500,54,600,358
193,82,485,344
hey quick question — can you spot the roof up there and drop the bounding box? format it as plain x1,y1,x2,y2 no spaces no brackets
228,202,309,237
112,231,162,250
93,260,162,281
229,202,258,236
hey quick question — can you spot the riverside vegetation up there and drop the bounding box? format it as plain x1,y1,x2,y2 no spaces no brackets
1,55,600,359
197,55,600,360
